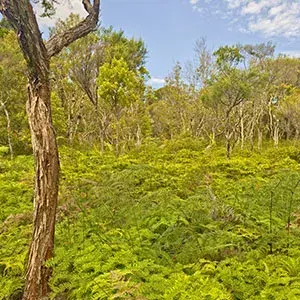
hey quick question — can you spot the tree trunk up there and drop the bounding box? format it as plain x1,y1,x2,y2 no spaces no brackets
0,101,14,159
0,1,100,299
23,81,59,300
136,124,142,148
273,119,279,148
226,134,231,160
239,106,244,150
257,127,263,150
296,129,299,141
225,110,232,159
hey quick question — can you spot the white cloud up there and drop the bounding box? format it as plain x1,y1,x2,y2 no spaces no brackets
280,50,300,58
241,0,279,15
33,0,87,28
188,0,300,38
225,0,247,9
269,4,285,16
147,77,165,86
247,2,300,38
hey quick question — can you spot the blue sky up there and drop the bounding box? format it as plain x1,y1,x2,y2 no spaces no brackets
34,0,300,86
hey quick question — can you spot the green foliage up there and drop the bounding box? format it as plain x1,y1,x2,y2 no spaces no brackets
2,141,300,299
203,68,254,110
97,57,144,109
96,57,148,153
100,27,148,77
0,30,30,154
0,155,33,222
213,45,244,70
0,155,33,300
0,18,12,38
0,146,9,156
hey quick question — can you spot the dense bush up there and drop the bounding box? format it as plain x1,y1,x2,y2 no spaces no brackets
1,141,300,299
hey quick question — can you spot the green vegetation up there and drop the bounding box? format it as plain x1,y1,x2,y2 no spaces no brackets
1,141,300,299
1,10,300,300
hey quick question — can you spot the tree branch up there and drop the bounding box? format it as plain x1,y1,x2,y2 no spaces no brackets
0,0,49,82
82,0,93,14
46,0,100,58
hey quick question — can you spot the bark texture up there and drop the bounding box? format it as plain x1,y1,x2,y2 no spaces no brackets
24,80,60,299
0,1,100,299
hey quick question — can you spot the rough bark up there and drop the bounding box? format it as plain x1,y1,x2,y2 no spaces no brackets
0,1,100,299
24,81,59,299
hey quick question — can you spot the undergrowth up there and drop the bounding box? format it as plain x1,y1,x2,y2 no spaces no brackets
1,140,300,299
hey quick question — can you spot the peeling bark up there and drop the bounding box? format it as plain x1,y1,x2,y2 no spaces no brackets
23,81,59,299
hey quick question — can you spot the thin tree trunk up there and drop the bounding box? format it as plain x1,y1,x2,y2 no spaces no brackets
240,106,244,150
135,124,142,148
268,102,273,139
211,128,216,145
250,122,254,151
0,101,14,159
116,121,120,156
257,127,263,150
225,110,232,159
67,95,76,144
23,81,60,300
226,134,231,159
99,117,105,153
273,119,279,148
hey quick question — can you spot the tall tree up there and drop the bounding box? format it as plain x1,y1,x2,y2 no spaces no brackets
0,1,100,299
204,46,258,158
185,37,214,88
97,57,145,153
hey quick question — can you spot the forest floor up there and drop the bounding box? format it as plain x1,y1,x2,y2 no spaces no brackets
1,139,300,299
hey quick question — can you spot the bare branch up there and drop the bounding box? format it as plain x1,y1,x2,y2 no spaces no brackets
46,0,100,57
82,0,93,13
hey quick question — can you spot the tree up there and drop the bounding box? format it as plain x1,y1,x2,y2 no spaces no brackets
242,42,275,69
101,26,148,76
151,63,202,139
51,14,103,108
278,89,300,140
97,57,145,154
0,1,100,299
49,19,149,147
185,37,214,88
204,46,259,158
